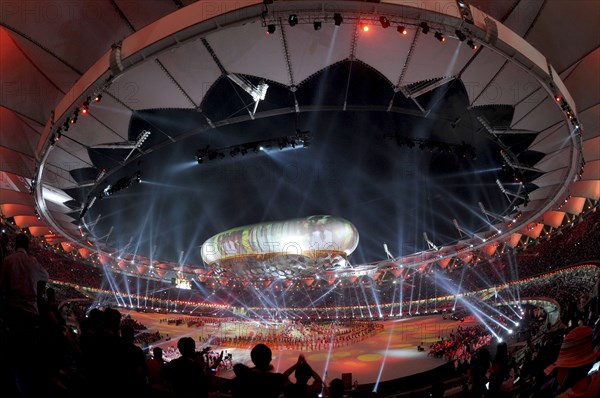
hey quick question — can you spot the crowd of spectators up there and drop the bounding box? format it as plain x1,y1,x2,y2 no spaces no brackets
495,266,600,330
455,209,600,293
429,325,493,370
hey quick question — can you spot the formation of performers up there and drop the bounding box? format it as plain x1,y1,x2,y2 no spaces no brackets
200,320,384,351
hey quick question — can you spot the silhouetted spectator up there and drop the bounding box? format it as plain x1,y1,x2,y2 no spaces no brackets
0,233,48,322
328,378,345,398
79,307,125,398
0,232,9,265
166,337,209,398
232,343,286,398
147,347,170,397
489,342,512,396
463,347,490,398
120,323,149,395
283,354,323,397
0,232,49,395
41,286,66,327
38,286,68,378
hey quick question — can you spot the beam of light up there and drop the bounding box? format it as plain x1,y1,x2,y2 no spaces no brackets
139,179,205,194
298,28,340,214
493,292,523,320
136,277,140,307
462,298,511,333
474,297,519,325
100,264,126,306
131,203,154,271
481,262,520,304
373,322,398,393
303,281,327,319
191,278,215,299
433,277,439,312
213,282,273,322
241,284,279,322
398,278,404,316
358,282,374,318
369,280,383,318
408,276,416,315
415,273,423,314
426,42,462,112
169,161,199,173
435,167,502,179
353,284,365,319
320,313,338,382
503,252,522,305
455,297,501,341
424,274,430,314
389,280,398,316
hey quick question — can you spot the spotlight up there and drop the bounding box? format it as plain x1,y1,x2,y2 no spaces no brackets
288,14,298,27
419,22,429,34
267,24,276,34
467,39,478,49
455,29,466,41
379,16,390,28
360,23,369,32
333,13,343,26
397,26,407,35
313,21,321,31
434,32,446,42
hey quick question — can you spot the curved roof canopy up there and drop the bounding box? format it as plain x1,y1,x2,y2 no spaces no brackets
1,1,598,283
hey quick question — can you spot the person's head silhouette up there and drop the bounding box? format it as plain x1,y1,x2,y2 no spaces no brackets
153,347,163,361
103,307,121,334
177,337,196,358
329,378,344,398
15,233,29,252
250,343,272,371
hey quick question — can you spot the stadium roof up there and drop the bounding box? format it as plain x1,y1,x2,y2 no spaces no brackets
0,0,598,282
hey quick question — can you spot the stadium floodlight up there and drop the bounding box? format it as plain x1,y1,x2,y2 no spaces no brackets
383,243,394,260
333,13,343,26
124,130,151,161
423,232,438,251
227,74,269,116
